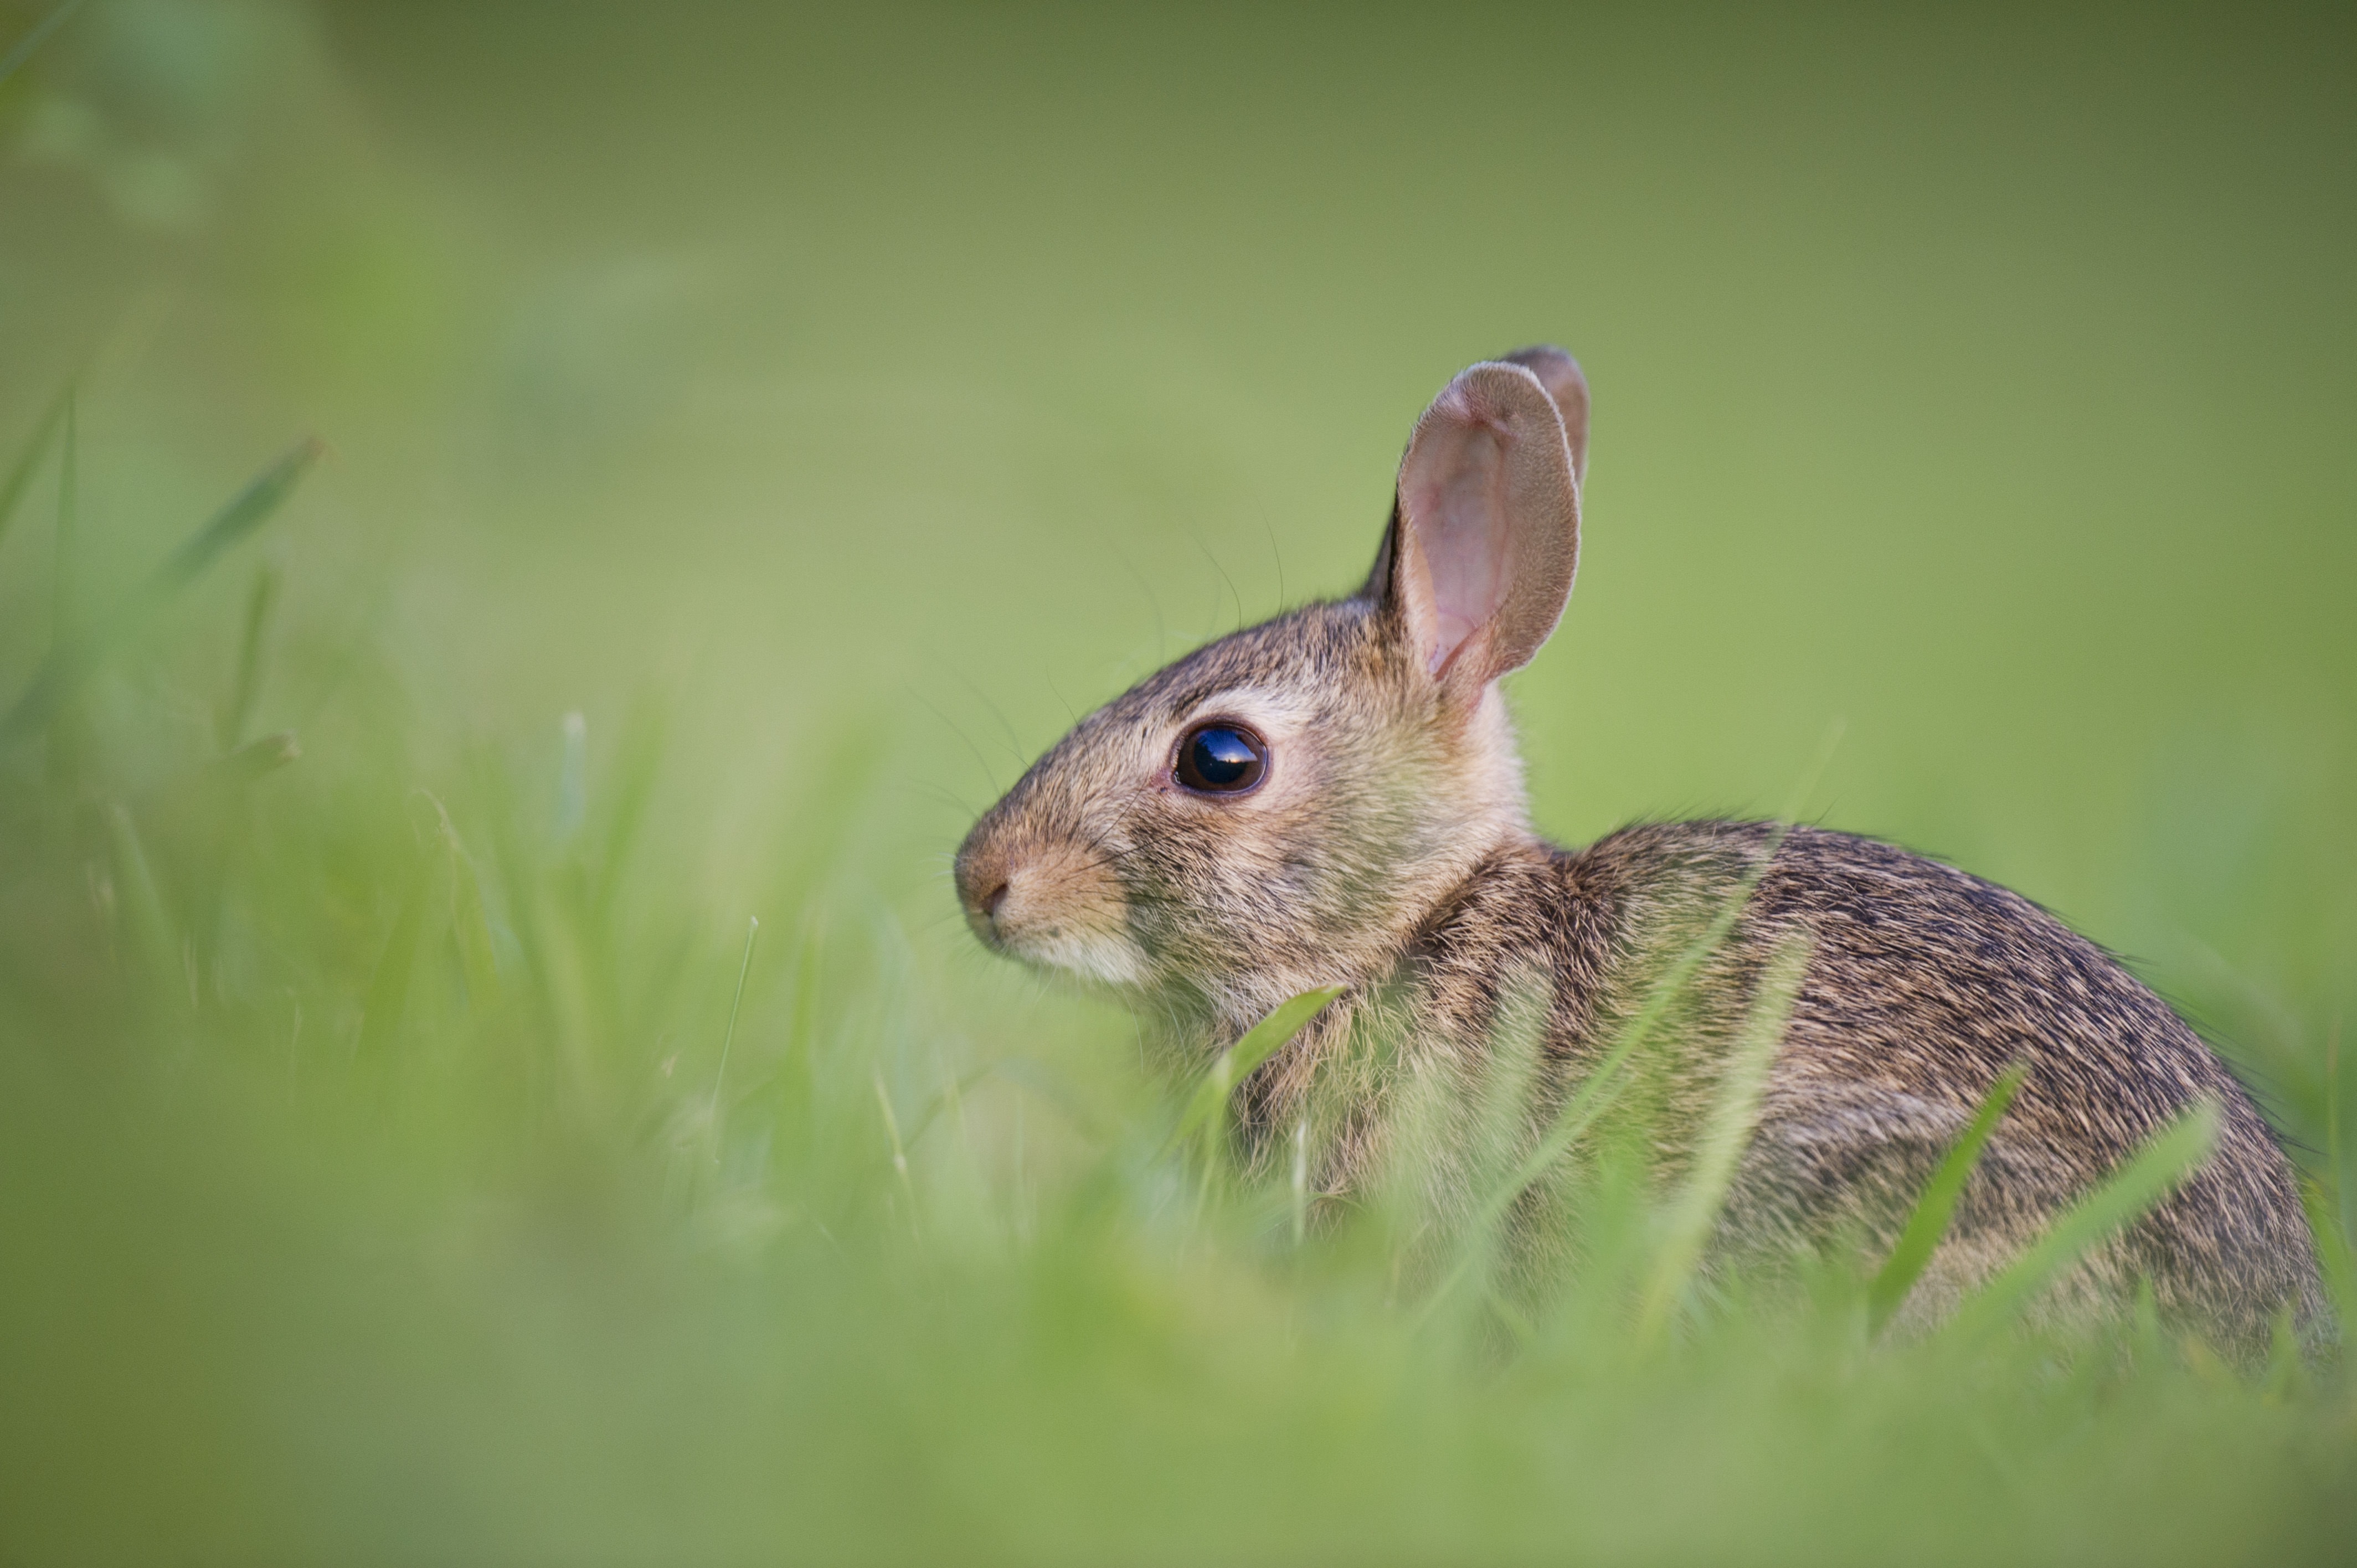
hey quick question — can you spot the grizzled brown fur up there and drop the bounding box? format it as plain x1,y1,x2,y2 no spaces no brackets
956,348,2322,1350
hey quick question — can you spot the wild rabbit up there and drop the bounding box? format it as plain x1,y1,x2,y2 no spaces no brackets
954,348,2322,1349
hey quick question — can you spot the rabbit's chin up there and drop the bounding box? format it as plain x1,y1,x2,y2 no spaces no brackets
1001,927,1155,996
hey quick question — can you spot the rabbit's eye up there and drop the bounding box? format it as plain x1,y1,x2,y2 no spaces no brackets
1175,723,1268,795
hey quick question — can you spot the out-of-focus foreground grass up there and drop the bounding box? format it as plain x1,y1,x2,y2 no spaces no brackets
2,3,2354,1561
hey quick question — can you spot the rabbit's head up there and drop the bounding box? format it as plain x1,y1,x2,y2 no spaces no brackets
955,348,1588,1032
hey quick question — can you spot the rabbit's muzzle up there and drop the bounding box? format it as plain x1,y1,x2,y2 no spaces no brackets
955,822,1145,987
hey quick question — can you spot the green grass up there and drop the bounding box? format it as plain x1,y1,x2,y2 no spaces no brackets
2,3,2355,1562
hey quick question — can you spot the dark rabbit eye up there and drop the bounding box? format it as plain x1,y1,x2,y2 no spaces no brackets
1175,723,1268,795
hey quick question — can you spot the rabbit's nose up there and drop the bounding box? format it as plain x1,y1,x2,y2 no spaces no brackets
954,835,1013,939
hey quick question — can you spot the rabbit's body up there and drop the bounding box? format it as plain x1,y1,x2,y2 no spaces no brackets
1252,813,2320,1345
956,349,2323,1349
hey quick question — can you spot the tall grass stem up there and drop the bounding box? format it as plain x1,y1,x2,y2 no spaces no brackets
1635,930,1814,1345
711,915,760,1161
0,385,69,551
1867,1061,2031,1336
1945,1098,2222,1346
0,0,84,87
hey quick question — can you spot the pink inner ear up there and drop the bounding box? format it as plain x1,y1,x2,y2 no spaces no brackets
1400,414,1513,674
1389,359,1581,689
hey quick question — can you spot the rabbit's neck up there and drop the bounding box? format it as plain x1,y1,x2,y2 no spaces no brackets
1224,830,1579,1183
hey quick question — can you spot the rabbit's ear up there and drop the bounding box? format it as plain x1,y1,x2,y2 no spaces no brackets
1366,358,1582,689
1501,345,1588,488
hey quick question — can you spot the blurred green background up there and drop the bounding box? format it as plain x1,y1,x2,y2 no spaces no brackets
2,3,2353,1561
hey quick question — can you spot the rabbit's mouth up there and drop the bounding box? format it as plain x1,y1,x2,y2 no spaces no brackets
999,923,1152,991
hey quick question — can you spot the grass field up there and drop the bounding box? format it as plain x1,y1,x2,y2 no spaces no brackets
3,3,2354,1561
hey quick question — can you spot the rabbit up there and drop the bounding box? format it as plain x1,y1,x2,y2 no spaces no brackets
954,347,2324,1350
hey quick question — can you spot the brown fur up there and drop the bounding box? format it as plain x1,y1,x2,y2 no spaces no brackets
955,351,2324,1351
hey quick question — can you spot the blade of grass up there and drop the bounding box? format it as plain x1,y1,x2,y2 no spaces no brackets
53,388,77,641
588,697,665,927
1289,1117,1310,1249
1636,930,1814,1345
554,710,588,844
154,438,325,591
4,437,322,743
1944,1097,2222,1345
1165,984,1346,1158
217,564,280,753
2296,1180,2357,1371
105,802,180,1004
2329,1013,2345,1246
711,916,760,1161
874,1072,920,1241
0,385,69,551
215,730,301,783
763,914,826,1147
43,392,86,781
1866,1060,2031,1335
0,0,85,89
357,852,434,1061
423,792,501,1010
1429,977,1561,1326
2261,1308,2305,1402
1412,977,1566,1329
894,1061,1009,1155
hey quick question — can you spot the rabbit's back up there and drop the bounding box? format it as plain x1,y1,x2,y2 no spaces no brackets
1504,822,2323,1344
